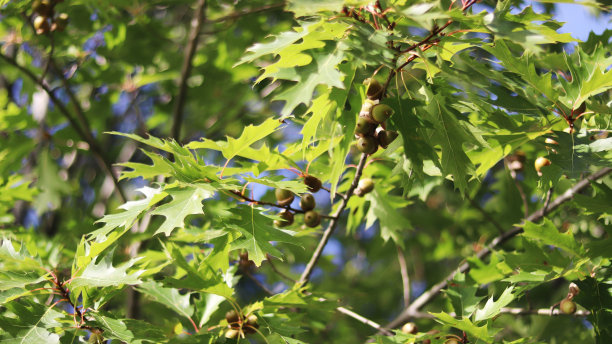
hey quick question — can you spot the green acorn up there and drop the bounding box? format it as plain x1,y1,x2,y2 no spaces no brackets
304,210,321,227
354,178,374,196
225,329,240,339
275,189,294,206
357,136,378,155
371,104,394,123
300,193,316,211
355,116,377,136
560,299,576,315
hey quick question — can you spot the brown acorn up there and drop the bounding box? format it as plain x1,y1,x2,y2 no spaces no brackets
274,210,294,227
244,314,259,333
534,157,551,176
364,78,383,100
225,310,241,327
377,130,398,148
52,12,69,32
33,16,50,35
304,175,322,193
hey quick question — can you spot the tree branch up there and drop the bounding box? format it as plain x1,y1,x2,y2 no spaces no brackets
171,0,208,141
298,153,368,285
381,167,611,331
397,245,411,308
337,306,394,336
0,52,126,202
400,307,590,318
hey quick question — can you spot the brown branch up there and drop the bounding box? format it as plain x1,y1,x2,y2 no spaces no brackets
337,306,394,336
171,0,208,141
397,245,411,308
0,52,126,202
399,307,591,319
265,254,296,283
298,153,368,285
208,3,285,23
381,167,611,331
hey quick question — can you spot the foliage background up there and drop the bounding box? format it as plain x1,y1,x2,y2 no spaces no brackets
0,0,611,343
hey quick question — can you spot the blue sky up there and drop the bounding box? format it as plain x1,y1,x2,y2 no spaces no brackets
554,2,611,40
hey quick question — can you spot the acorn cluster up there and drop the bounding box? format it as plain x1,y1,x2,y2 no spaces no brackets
224,310,259,339
355,78,398,154
31,0,68,35
274,189,321,228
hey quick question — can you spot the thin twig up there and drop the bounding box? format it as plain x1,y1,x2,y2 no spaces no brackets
380,167,611,331
40,34,54,82
244,270,274,295
337,306,394,335
396,245,411,308
298,153,368,285
543,187,553,213
228,190,306,214
171,0,208,141
321,186,348,200
265,254,296,283
399,307,590,318
0,52,126,202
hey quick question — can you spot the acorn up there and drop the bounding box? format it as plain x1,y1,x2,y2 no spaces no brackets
33,16,50,35
371,104,394,123
534,157,551,176
244,314,259,333
544,138,559,145
560,299,577,315
225,310,241,326
304,175,322,193
357,136,378,155
304,210,321,227
401,322,418,334
354,178,374,197
52,12,69,32
300,193,316,211
364,78,383,100
355,116,377,136
377,130,398,148
225,328,240,339
274,210,294,227
275,189,294,206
